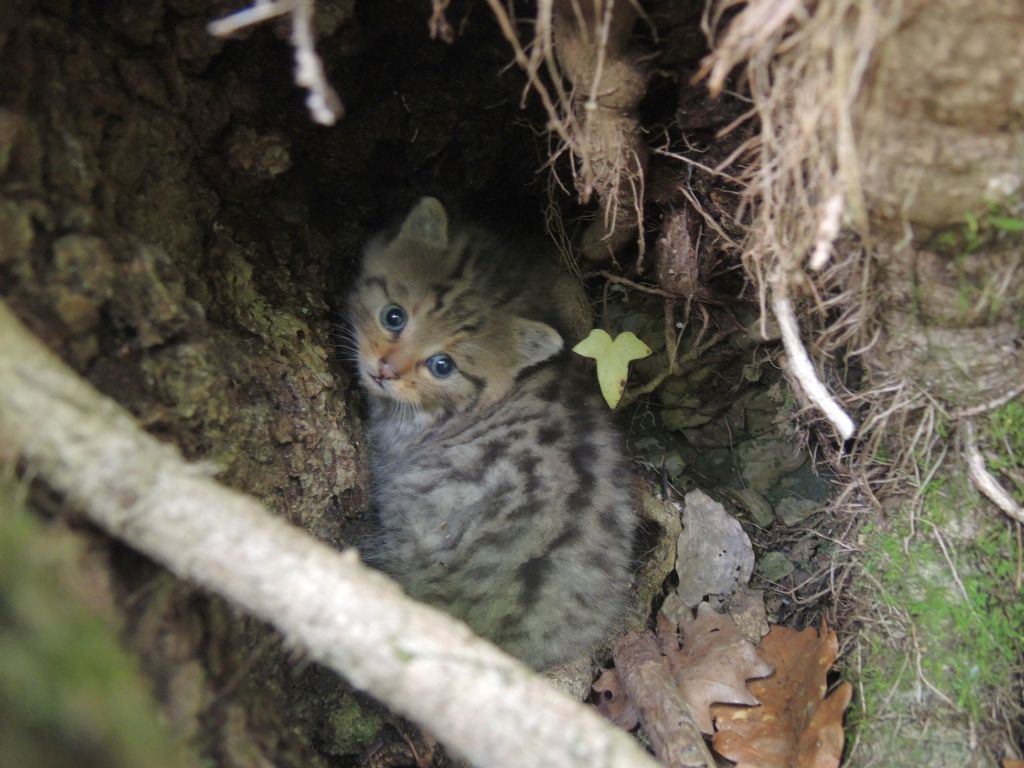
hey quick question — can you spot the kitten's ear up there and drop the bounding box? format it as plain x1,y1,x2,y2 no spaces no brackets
512,318,563,371
399,197,448,246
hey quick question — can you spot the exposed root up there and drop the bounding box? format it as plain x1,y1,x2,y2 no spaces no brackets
428,0,455,43
772,289,856,441
809,194,845,271
485,0,649,262
209,0,343,125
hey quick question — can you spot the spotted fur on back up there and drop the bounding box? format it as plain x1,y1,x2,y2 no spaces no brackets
349,198,637,669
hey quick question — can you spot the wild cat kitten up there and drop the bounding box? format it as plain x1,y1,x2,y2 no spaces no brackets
349,197,636,669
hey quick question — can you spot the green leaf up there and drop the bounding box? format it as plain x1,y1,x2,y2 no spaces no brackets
964,210,979,238
987,215,1024,233
572,329,652,409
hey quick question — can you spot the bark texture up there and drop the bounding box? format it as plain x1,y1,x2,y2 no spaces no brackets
0,0,551,762
860,0,1024,406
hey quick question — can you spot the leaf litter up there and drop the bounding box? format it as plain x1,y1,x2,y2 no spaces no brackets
593,490,852,766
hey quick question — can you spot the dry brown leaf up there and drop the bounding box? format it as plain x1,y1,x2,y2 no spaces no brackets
1002,761,1024,768
711,622,852,768
592,668,638,730
666,602,773,734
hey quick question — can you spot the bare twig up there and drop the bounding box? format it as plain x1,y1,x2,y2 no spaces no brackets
599,270,680,300
963,421,1024,524
955,385,1024,419
0,301,657,768
209,0,343,125
428,0,455,43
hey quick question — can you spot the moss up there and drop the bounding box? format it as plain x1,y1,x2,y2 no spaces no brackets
323,694,384,755
0,477,191,768
986,398,1024,504
854,478,1024,726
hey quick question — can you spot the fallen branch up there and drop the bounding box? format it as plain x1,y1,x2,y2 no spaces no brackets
613,630,716,767
0,301,657,768
772,289,856,441
209,0,343,125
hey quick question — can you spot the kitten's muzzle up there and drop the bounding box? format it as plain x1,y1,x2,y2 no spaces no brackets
375,358,400,382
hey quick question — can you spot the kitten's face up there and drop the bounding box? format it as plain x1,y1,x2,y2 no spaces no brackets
350,198,562,416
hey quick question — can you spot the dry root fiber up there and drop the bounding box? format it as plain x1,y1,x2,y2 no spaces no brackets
702,0,1024,458
487,0,650,264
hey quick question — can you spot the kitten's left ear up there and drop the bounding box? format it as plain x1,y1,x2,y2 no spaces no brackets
399,197,448,246
511,318,563,372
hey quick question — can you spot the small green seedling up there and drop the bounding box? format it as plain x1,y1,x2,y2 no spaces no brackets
573,329,652,409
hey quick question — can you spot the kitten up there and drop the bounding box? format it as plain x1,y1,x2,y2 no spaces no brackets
349,197,637,669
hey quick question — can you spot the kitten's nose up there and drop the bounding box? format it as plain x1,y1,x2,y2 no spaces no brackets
377,358,399,380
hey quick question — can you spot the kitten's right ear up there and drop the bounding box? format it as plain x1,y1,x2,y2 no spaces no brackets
399,197,448,246
511,318,563,372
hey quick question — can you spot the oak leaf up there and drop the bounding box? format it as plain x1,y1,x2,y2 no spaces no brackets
572,329,651,408
664,602,773,734
711,622,852,768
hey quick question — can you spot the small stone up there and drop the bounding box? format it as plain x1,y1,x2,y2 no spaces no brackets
737,436,807,492
53,289,100,333
662,451,685,477
729,486,775,528
676,489,754,607
662,407,713,431
756,551,795,582
774,497,820,525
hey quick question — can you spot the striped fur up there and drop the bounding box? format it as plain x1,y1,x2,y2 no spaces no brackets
349,198,636,669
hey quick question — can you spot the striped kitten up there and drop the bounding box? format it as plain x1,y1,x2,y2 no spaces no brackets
349,197,636,669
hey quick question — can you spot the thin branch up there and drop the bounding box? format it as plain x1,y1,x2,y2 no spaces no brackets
0,301,658,768
209,0,343,125
954,385,1024,420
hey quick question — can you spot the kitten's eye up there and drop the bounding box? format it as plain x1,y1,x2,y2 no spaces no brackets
380,304,407,333
426,353,456,379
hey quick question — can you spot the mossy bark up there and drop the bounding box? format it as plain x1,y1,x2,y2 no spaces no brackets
0,0,585,761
